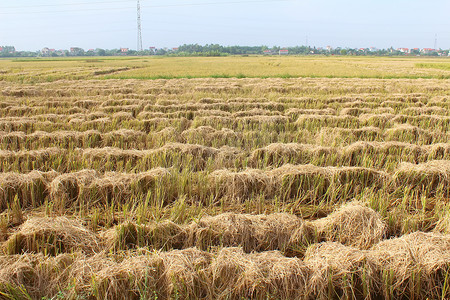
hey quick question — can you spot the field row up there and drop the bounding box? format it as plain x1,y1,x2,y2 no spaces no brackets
1,231,449,299
2,77,449,96
0,98,449,117
0,142,448,173
0,114,448,141
1,160,448,212
0,125,448,151
3,202,384,254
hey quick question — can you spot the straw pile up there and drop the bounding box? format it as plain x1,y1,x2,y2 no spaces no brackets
102,221,187,251
313,201,387,249
186,213,315,255
3,217,99,255
304,242,378,299
394,160,450,196
0,171,51,210
368,232,450,299
210,247,309,299
50,169,98,210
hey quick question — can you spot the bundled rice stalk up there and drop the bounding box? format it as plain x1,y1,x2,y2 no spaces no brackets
66,252,118,299
249,143,332,168
271,164,332,202
147,143,221,171
132,168,172,197
215,146,245,169
315,127,382,146
359,113,395,128
384,123,432,144
186,213,315,255
402,106,447,116
343,141,425,168
331,167,390,200
208,169,275,200
181,126,240,146
85,172,134,206
339,107,371,116
87,253,165,300
159,248,212,299
103,221,187,251
296,115,359,129
87,247,211,299
51,169,173,209
210,247,309,299
0,253,75,299
103,129,147,148
369,232,450,299
0,147,66,172
425,143,450,160
434,210,450,234
284,108,336,119
394,160,450,197
304,242,379,299
3,217,99,255
313,201,387,249
0,131,25,150
0,171,51,210
80,147,144,170
50,169,98,210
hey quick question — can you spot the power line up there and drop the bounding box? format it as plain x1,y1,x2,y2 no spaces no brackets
0,0,137,9
0,0,294,15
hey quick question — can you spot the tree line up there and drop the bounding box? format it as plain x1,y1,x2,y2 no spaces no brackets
0,44,447,57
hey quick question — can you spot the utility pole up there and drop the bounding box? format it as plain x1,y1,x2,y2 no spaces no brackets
137,0,143,52
434,34,438,50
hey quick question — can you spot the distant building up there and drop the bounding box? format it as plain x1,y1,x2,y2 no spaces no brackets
172,47,179,51
397,48,409,53
263,49,272,55
41,47,50,56
326,45,332,52
0,46,15,54
421,48,435,54
41,48,56,56
279,49,289,55
120,48,129,53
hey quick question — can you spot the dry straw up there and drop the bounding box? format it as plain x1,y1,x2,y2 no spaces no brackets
210,247,309,299
369,232,450,299
102,220,187,251
394,160,449,197
3,217,99,255
186,213,315,255
0,171,55,210
313,201,387,249
304,242,378,299
0,253,75,299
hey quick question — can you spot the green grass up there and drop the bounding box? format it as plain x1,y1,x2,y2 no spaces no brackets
416,62,450,71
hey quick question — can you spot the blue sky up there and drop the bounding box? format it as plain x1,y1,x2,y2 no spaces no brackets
0,0,449,51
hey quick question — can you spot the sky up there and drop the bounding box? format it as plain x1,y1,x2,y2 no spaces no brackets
0,0,449,51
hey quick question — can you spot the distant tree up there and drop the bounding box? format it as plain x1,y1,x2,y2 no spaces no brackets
96,49,106,56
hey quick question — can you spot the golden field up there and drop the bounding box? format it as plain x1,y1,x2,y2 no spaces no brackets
0,56,449,83
0,56,449,299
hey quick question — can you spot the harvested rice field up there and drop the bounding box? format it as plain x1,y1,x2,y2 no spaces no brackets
0,57,449,299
